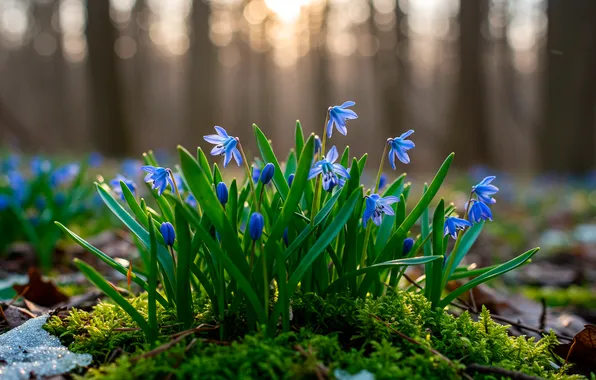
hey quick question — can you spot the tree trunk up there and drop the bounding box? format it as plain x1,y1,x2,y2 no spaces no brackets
448,0,490,165
540,0,596,174
188,0,217,140
86,0,129,157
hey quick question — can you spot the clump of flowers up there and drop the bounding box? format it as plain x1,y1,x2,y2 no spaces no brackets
0,153,108,269
58,100,538,344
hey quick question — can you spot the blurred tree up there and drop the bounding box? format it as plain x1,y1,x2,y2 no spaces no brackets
372,3,408,138
188,0,217,137
86,0,130,156
540,0,596,173
448,0,491,165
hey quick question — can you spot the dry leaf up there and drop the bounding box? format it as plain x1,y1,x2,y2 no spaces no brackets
13,268,69,307
555,324,596,376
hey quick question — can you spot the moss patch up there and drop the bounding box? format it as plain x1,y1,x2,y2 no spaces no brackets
45,291,584,379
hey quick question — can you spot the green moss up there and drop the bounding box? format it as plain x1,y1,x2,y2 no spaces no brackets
46,290,585,380
523,285,596,309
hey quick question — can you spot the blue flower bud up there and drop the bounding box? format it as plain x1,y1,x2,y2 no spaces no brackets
283,227,289,246
378,173,387,190
216,182,228,206
314,135,322,155
260,163,275,185
160,222,176,246
403,238,414,255
249,212,264,240
287,173,295,187
252,166,261,184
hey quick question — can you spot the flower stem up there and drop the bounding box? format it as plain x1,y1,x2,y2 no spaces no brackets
374,142,389,193
360,142,389,269
237,140,259,212
441,192,473,290
260,239,268,318
167,168,183,202
310,112,330,224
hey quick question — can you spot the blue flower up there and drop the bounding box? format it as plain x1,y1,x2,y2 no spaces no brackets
314,135,322,155
2,154,20,171
89,152,103,168
283,227,289,246
468,199,493,224
110,174,137,201
287,173,295,187
252,166,261,184
50,163,80,187
8,171,27,203
362,193,399,227
388,130,415,168
443,216,472,239
308,146,350,192
55,193,66,205
403,237,414,255
121,159,141,178
378,173,388,190
260,163,275,185
186,194,197,208
327,101,358,138
249,212,264,240
0,194,11,211
174,173,185,193
203,126,242,167
216,182,228,206
31,156,52,176
160,222,176,246
142,165,174,196
472,176,498,204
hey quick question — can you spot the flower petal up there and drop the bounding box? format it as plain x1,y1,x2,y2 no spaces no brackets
214,126,229,138
232,147,242,166
388,149,397,170
204,134,227,144
326,146,339,164
308,166,323,180
332,163,350,179
211,145,225,156
340,101,355,108
396,149,410,164
398,130,415,139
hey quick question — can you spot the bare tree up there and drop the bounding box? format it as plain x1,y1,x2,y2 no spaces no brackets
188,0,217,140
86,0,130,156
539,0,596,174
448,0,490,165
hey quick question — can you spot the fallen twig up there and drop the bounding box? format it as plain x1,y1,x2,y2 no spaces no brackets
132,324,223,362
401,273,574,342
293,345,329,380
450,302,574,342
466,363,544,380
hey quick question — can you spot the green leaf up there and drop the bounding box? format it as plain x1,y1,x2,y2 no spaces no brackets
197,147,214,184
253,124,290,201
74,259,151,337
438,248,539,308
174,204,194,328
325,256,442,296
295,120,305,161
359,154,454,295
146,214,159,343
375,174,406,249
287,188,361,295
283,188,343,261
96,184,177,302
449,264,498,281
445,222,484,281
429,199,445,307
55,221,168,308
